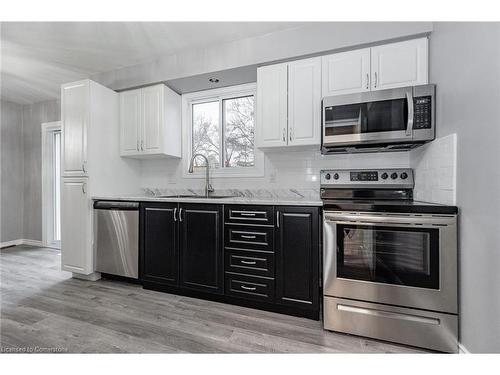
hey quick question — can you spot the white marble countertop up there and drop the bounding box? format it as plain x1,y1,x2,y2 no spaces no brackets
91,195,323,206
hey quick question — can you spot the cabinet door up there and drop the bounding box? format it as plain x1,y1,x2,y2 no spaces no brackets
61,81,88,177
119,89,141,156
371,38,428,91
141,203,178,286
276,206,319,310
61,178,91,274
288,57,321,146
179,204,223,294
321,48,370,97
256,63,288,148
141,85,163,153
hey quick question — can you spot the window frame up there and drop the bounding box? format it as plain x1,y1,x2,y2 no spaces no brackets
182,83,264,179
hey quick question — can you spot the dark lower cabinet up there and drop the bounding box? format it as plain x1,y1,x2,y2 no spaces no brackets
140,202,320,320
179,204,223,294
276,206,320,311
140,203,178,286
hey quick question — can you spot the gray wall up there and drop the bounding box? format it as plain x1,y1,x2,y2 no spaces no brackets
430,22,500,352
21,99,60,241
1,100,24,243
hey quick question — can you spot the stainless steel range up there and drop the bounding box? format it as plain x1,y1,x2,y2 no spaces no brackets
321,168,458,353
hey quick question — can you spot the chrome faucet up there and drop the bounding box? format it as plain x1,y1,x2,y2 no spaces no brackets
188,153,214,197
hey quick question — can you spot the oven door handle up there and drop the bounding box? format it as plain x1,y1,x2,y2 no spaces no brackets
406,90,414,137
324,214,453,227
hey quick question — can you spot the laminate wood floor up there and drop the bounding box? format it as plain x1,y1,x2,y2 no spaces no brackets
0,246,427,353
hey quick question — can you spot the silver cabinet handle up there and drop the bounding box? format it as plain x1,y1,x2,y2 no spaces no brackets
178,208,183,222
366,73,369,89
289,128,293,142
374,71,378,88
240,212,256,217
82,183,87,194
82,162,87,173
276,211,280,228
282,128,286,142
406,91,414,136
240,235,257,239
241,260,257,265
241,285,257,291
136,140,139,151
140,140,144,151
173,207,177,222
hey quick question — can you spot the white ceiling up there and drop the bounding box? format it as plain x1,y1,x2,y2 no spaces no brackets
0,22,302,105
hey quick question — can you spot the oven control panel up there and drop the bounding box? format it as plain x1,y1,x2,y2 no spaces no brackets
320,169,414,188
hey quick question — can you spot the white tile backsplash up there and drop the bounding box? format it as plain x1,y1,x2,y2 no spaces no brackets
140,149,410,193
410,134,457,205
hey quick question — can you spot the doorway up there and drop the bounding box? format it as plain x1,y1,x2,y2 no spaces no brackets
42,121,62,249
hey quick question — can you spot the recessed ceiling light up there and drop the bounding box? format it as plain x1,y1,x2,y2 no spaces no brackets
208,78,219,83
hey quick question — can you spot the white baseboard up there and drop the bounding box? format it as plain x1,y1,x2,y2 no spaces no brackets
0,239,23,248
0,239,44,249
458,343,470,354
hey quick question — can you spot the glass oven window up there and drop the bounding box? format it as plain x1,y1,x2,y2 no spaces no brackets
324,99,408,136
337,224,439,289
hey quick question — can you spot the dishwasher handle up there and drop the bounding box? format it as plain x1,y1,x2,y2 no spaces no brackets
93,201,139,210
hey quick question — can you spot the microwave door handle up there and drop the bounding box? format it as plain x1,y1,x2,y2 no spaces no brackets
406,91,414,137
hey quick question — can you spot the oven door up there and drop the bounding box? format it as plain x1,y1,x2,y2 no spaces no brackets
323,211,457,314
322,87,414,147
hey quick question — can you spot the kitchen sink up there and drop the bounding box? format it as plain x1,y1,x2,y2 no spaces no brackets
157,194,237,199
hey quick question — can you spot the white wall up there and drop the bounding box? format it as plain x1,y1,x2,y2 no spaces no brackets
430,22,500,353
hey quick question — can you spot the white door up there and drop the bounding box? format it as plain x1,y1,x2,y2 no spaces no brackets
288,57,321,146
256,63,288,148
141,85,163,153
371,38,428,91
61,178,92,274
61,81,88,177
119,89,141,156
321,48,371,97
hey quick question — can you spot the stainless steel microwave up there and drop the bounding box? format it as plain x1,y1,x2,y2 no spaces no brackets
322,84,435,154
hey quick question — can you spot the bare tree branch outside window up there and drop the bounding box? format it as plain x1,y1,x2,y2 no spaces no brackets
191,94,255,170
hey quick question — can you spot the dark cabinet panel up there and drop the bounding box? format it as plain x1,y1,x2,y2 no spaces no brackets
225,272,275,302
225,248,274,278
225,205,274,226
225,226,274,252
276,206,320,310
141,204,178,286
179,204,223,294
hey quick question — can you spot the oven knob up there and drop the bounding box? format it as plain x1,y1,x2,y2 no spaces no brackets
390,173,398,180
400,172,408,180
325,173,331,180
333,173,339,180
381,172,388,180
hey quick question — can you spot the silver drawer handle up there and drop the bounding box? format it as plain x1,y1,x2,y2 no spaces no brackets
240,235,256,239
240,260,257,265
173,207,177,222
241,285,257,291
240,212,256,217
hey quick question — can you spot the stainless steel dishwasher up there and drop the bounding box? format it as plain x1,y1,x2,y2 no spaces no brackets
94,201,139,279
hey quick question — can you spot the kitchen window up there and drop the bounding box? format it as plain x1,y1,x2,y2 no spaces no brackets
182,83,264,178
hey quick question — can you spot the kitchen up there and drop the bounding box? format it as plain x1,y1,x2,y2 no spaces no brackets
1,7,500,370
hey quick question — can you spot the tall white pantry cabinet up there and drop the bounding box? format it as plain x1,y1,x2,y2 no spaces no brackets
61,79,140,278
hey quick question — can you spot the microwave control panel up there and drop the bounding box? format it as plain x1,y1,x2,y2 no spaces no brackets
413,96,432,129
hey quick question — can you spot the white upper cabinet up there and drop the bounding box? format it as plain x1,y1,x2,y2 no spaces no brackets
61,81,88,177
256,57,321,149
371,38,428,91
256,63,288,148
322,48,371,97
119,89,141,156
288,57,321,146
119,84,181,158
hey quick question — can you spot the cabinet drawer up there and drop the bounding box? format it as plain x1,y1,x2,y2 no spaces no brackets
225,226,274,251
225,205,274,226
225,249,274,278
225,273,275,302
